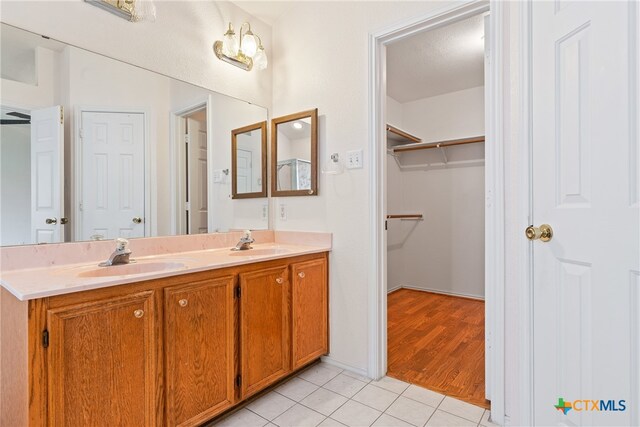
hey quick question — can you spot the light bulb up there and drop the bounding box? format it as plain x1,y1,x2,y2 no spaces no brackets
292,122,303,130
253,47,268,70
222,24,238,57
241,32,257,57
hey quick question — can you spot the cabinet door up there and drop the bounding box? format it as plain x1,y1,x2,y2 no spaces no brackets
164,276,236,427
291,258,328,369
46,290,158,426
239,265,290,398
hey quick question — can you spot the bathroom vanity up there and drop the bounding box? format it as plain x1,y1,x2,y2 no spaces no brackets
0,231,330,427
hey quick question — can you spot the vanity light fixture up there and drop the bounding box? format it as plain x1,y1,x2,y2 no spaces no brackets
85,0,156,22
214,22,267,71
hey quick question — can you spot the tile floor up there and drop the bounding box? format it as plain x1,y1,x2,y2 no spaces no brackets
213,362,499,427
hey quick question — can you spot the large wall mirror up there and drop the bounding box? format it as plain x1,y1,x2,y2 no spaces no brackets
232,121,267,199
271,109,318,197
0,23,269,247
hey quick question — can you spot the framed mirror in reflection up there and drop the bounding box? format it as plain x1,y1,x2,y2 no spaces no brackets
0,23,269,247
271,109,318,197
232,121,267,199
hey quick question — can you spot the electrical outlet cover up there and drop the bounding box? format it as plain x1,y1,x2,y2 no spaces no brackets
346,149,363,169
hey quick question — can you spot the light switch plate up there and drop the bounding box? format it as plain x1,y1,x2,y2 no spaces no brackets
346,149,363,169
279,204,287,221
262,204,268,220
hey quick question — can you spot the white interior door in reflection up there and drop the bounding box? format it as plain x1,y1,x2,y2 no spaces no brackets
80,111,144,241
30,105,64,244
236,148,253,194
187,117,208,234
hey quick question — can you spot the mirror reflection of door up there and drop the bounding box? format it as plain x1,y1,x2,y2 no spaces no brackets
79,111,144,241
186,110,208,234
0,105,64,245
231,121,267,199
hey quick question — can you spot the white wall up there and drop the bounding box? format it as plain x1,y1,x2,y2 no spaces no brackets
0,1,272,109
271,0,460,374
386,86,485,298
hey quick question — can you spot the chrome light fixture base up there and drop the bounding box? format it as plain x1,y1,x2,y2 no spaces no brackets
213,40,253,71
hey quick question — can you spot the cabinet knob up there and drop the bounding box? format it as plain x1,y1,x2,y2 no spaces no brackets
134,309,144,318
276,277,284,284
178,299,188,307
298,272,305,279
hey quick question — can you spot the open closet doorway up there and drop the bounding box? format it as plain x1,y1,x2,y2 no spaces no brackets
175,106,209,235
384,11,489,409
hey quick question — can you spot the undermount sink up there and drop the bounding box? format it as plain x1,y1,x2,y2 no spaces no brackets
229,248,291,257
76,261,188,278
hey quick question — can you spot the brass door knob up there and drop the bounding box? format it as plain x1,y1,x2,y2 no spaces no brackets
525,224,553,242
45,218,57,225
132,217,143,224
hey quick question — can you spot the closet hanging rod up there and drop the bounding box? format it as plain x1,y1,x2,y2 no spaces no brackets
393,135,485,153
386,214,423,220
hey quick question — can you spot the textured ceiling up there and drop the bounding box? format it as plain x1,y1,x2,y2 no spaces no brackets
387,13,485,103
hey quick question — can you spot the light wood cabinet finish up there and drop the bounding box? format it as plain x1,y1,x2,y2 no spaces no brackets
239,265,290,399
164,276,236,427
291,259,328,369
5,252,328,426
46,290,158,427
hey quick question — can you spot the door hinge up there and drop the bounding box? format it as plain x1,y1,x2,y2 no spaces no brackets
79,128,84,139
235,286,241,298
60,106,64,124
184,135,190,144
42,329,49,348
385,220,388,231
235,375,241,388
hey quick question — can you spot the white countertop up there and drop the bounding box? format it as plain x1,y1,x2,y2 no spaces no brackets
1,242,330,301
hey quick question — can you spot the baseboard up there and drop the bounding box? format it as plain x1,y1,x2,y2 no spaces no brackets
320,356,370,378
387,285,402,294
388,285,484,301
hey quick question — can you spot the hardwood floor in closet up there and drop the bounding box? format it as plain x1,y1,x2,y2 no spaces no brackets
387,289,489,409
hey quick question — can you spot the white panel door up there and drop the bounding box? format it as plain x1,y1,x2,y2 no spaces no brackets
532,2,639,426
236,149,253,194
80,111,144,241
187,118,208,234
30,105,64,244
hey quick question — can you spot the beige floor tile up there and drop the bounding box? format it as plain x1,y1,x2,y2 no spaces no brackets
401,385,445,408
276,377,320,402
371,413,414,427
370,377,411,395
437,397,484,424
216,408,268,427
331,400,382,427
247,391,296,421
272,404,326,427
385,396,436,427
352,384,399,412
299,364,344,386
324,373,369,398
425,410,476,426
301,388,349,416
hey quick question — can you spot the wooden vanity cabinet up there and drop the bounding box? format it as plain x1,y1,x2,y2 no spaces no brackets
44,290,159,427
19,252,328,427
291,258,328,369
164,275,236,426
239,265,290,399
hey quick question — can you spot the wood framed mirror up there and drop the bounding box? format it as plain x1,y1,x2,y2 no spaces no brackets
271,108,318,197
231,121,268,199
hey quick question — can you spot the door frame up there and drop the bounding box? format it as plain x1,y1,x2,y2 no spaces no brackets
367,1,516,424
169,97,213,235
74,106,152,240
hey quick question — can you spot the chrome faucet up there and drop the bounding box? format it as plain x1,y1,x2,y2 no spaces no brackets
99,238,132,266
232,230,254,251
